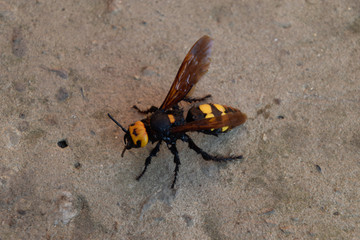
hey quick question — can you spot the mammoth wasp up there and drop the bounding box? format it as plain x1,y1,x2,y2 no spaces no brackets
108,35,247,188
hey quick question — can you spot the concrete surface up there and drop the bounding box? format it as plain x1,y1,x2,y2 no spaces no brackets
1,0,360,239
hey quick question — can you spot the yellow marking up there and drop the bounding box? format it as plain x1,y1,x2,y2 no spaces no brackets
168,114,175,124
214,104,226,113
199,104,212,114
129,121,148,147
220,112,228,131
222,126,229,132
204,113,215,131
205,113,214,119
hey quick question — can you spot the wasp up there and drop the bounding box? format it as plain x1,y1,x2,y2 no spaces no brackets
108,35,247,188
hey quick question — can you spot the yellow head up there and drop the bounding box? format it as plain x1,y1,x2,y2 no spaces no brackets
127,121,149,148
108,114,149,157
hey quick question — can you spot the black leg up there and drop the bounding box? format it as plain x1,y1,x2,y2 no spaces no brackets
168,144,181,188
132,105,158,114
182,134,243,161
183,94,212,103
136,141,162,181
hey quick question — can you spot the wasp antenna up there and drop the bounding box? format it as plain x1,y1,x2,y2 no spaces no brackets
107,113,128,133
121,147,127,157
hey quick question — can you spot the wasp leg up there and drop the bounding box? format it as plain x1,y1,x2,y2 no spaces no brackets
168,144,181,188
136,141,162,181
183,134,243,161
183,94,212,103
132,105,158,114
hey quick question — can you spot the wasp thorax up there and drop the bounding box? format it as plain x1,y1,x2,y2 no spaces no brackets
129,121,148,148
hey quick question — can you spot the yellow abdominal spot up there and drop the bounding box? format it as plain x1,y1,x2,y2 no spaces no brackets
213,104,226,113
199,104,212,114
168,114,175,124
220,111,228,132
222,126,229,132
129,121,148,147
205,113,215,131
205,113,214,119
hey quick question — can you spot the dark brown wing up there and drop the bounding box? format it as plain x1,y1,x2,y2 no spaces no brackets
159,35,213,110
170,111,247,133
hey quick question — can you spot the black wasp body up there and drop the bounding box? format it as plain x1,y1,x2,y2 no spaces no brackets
108,36,247,188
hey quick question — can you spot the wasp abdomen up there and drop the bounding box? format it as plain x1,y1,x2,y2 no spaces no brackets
186,103,238,134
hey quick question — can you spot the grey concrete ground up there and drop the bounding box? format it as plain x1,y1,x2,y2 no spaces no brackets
1,0,360,239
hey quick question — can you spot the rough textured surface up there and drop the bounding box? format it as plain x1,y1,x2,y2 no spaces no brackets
1,0,359,239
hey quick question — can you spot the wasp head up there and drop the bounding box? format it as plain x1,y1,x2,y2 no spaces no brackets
108,114,148,157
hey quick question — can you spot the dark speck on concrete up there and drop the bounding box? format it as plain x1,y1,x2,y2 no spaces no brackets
51,69,68,79
17,210,26,215
182,214,194,227
13,81,26,92
17,121,29,132
12,27,27,57
349,15,360,33
273,98,281,105
154,217,164,222
276,22,292,29
262,208,275,215
80,87,86,100
57,139,68,148
56,87,69,102
40,65,68,79
74,162,81,169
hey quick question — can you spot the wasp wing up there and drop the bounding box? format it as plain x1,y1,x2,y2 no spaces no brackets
170,111,247,133
159,35,213,110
